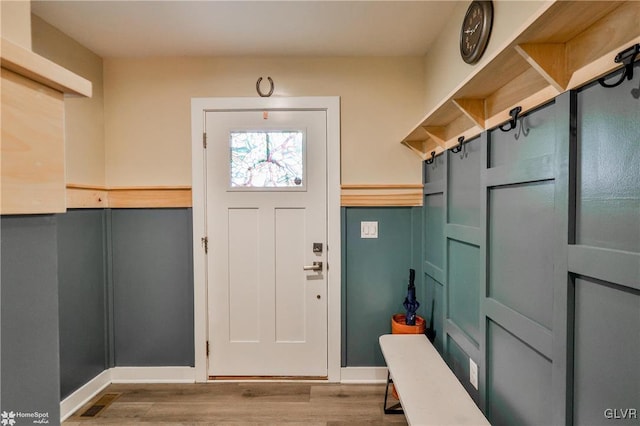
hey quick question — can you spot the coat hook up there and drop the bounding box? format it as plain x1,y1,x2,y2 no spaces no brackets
632,78,640,99
256,76,274,97
499,106,522,132
451,136,464,154
514,116,530,140
425,151,436,165
598,44,639,89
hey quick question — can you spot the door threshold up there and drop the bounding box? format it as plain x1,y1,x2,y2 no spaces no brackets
209,375,328,382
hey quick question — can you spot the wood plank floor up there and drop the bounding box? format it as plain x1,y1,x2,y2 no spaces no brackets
63,383,408,425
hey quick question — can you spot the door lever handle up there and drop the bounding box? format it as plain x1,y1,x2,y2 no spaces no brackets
303,261,323,271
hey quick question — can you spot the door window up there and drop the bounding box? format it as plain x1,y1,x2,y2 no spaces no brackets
229,130,305,190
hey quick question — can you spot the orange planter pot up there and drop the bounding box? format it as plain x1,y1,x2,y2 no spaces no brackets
391,313,426,334
389,314,426,400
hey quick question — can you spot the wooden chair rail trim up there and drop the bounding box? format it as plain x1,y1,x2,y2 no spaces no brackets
66,185,192,209
66,183,423,209
67,185,424,208
66,184,192,190
341,184,423,190
341,192,423,207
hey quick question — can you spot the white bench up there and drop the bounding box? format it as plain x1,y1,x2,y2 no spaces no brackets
379,334,490,426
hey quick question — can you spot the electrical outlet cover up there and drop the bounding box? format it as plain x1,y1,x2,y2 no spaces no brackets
469,358,478,390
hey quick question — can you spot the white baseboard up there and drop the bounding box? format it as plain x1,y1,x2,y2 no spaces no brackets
60,369,111,422
60,367,196,420
340,367,388,383
110,366,196,383
61,366,381,419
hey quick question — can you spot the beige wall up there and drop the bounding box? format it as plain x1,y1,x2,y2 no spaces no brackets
31,15,105,187
1,0,31,49
23,1,553,189
422,0,550,113
103,56,425,187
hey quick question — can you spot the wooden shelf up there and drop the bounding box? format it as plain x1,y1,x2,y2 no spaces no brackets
401,0,640,158
1,38,92,214
0,38,92,97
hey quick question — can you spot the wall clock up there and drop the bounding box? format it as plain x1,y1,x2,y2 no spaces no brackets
460,0,493,65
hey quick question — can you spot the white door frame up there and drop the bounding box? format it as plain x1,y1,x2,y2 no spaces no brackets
191,96,341,382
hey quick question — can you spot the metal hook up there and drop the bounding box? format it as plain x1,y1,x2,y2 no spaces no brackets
631,77,640,99
514,116,530,140
598,44,639,89
451,136,464,154
499,106,522,132
256,76,274,97
425,151,436,165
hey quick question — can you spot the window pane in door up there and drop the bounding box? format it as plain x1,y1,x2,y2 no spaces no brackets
229,130,305,189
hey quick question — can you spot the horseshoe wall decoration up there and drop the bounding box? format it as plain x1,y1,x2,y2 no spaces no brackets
256,77,274,97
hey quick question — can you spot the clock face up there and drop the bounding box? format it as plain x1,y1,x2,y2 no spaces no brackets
460,1,493,65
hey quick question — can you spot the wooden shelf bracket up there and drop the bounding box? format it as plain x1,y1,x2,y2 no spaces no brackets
422,126,448,148
452,98,486,129
515,43,569,91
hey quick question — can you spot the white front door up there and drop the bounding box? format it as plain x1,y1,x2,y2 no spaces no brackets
205,109,328,377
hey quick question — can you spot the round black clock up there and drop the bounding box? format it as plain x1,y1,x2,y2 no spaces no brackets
460,0,493,65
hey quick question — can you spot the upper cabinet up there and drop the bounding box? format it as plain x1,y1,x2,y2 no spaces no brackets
402,1,640,159
1,38,91,214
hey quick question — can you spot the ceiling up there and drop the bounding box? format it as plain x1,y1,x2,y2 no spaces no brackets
31,1,459,58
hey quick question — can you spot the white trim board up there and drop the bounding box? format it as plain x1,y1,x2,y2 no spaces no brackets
190,96,342,382
59,367,196,421
61,366,386,421
340,367,388,384
110,366,196,383
60,369,111,422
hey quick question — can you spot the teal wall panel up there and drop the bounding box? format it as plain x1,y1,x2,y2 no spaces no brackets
111,209,194,366
341,208,348,367
57,210,108,399
488,102,556,168
425,275,444,353
448,137,481,228
447,336,479,404
488,181,556,330
571,64,640,424
424,194,444,269
573,276,640,425
343,207,422,366
576,74,640,254
424,152,446,183
423,153,447,361
487,321,552,426
447,239,480,345
418,66,638,426
411,207,428,327
1,216,61,425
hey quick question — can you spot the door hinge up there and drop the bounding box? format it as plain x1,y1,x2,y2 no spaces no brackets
201,236,208,254
203,132,207,148
206,341,210,357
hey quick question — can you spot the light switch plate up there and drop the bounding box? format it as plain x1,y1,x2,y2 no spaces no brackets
360,221,378,239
